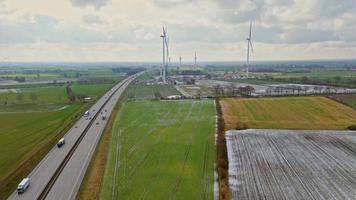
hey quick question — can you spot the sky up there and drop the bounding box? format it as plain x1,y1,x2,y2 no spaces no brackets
0,0,356,62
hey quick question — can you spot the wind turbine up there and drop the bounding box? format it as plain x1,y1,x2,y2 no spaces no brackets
246,21,253,79
194,52,197,69
160,26,169,83
160,27,166,83
165,29,170,67
179,55,182,71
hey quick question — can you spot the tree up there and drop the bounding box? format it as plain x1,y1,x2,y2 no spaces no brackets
214,85,223,96
301,76,309,84
154,92,162,100
66,84,76,103
30,93,37,103
16,93,24,103
196,89,202,99
244,86,255,96
4,96,8,105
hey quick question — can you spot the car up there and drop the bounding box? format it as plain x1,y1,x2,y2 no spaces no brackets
17,178,30,194
84,110,90,117
57,138,65,148
96,122,99,125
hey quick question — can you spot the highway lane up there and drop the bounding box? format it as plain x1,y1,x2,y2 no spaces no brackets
45,77,134,200
45,79,133,200
8,73,141,200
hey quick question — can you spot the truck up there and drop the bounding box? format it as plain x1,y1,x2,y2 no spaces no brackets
84,110,90,117
17,178,30,194
57,138,65,148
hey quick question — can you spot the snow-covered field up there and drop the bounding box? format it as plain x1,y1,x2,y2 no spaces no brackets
226,129,356,199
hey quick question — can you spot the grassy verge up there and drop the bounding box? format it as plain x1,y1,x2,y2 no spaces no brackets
216,98,230,200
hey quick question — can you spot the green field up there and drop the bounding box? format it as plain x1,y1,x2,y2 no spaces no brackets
0,73,59,78
221,96,356,130
329,94,356,109
100,100,216,199
127,83,181,100
0,103,86,198
0,82,119,112
281,69,356,78
0,74,124,198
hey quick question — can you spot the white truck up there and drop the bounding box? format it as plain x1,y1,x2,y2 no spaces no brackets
17,178,30,194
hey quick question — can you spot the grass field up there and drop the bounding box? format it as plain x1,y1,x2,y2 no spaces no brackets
281,69,356,78
329,94,356,109
100,100,216,200
221,96,356,130
0,103,86,198
0,74,123,198
127,83,181,100
0,82,118,112
0,73,59,78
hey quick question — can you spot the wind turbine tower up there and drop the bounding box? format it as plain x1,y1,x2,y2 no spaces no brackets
160,26,169,83
179,55,182,71
246,21,253,79
194,52,197,69
160,28,166,83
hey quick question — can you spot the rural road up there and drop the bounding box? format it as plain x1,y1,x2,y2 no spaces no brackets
8,72,142,200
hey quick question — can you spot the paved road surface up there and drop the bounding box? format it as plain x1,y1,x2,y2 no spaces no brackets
8,73,141,200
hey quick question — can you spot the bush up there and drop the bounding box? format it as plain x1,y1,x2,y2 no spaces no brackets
235,122,248,130
347,125,356,130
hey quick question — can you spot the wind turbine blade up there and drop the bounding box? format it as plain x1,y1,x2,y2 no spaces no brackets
164,38,169,56
165,37,169,48
249,21,252,39
249,41,254,54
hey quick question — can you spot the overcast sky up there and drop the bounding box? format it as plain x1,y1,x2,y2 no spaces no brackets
0,0,356,62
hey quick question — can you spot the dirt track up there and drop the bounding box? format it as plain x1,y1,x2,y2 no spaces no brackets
226,129,356,200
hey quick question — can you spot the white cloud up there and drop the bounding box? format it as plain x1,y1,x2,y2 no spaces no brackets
70,0,111,9
0,0,356,61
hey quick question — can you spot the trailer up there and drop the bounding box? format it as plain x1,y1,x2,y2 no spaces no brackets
57,138,65,148
17,178,30,194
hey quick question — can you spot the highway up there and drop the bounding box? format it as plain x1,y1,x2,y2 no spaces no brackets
8,72,141,200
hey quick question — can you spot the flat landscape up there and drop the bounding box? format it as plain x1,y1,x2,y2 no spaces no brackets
0,103,83,197
226,129,356,200
100,100,216,200
0,70,124,198
220,96,356,130
329,94,356,109
127,82,181,100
